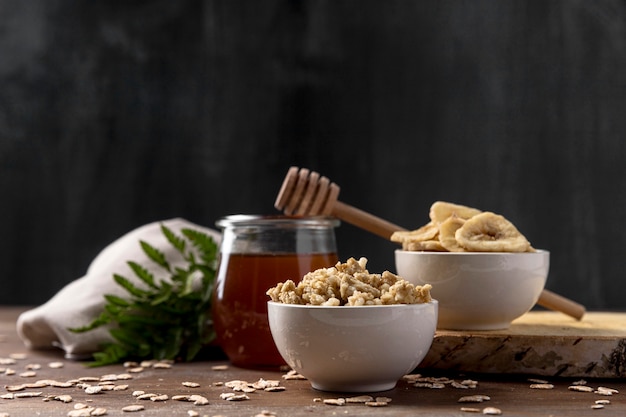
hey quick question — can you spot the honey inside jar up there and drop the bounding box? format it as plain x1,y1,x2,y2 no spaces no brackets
211,215,339,369
212,252,338,368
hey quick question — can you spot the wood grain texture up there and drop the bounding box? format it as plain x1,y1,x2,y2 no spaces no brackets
0,1,625,311
420,312,626,378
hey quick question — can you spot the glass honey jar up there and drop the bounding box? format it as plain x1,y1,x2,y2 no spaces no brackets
211,215,340,369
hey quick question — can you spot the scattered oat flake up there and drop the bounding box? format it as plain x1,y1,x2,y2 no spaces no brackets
264,386,286,392
127,367,144,373
482,407,502,415
376,396,392,403
189,394,209,405
91,408,107,416
452,381,470,389
255,412,277,417
459,395,490,403
530,383,554,390
152,362,172,369
225,381,255,393
137,393,157,400
52,381,74,388
345,395,374,403
591,404,605,410
74,403,89,409
54,394,73,403
211,364,229,371
252,378,281,389
225,379,248,388
19,371,36,378
0,413,8,417
182,381,200,388
1,393,14,399
27,381,49,389
122,405,145,412
402,373,422,382
596,399,611,405
323,398,346,406
569,385,594,392
597,386,619,395
5,368,15,375
14,391,42,398
0,358,16,365
461,407,481,413
462,379,479,388
150,394,169,402
573,379,588,386
188,411,200,417
25,363,41,370
365,401,389,407
225,394,250,401
5,384,26,392
282,369,306,380
116,373,133,380
172,395,191,401
132,390,145,397
85,385,103,394
79,377,101,382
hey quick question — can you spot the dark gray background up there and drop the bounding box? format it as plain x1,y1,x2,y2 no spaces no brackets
1,1,625,309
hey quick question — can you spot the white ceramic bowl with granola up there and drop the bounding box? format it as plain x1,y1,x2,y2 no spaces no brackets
392,201,549,331
266,257,437,392
395,249,549,330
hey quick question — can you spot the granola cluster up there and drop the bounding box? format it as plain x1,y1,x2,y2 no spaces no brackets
266,257,432,306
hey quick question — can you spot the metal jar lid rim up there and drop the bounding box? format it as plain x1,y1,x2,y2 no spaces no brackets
216,214,340,229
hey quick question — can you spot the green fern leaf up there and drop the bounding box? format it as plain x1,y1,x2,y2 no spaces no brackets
140,240,170,271
162,225,186,254
113,274,150,298
127,261,158,289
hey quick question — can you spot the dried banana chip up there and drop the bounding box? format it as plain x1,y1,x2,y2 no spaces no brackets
438,215,466,252
391,222,439,243
404,240,447,252
429,201,482,224
455,212,532,252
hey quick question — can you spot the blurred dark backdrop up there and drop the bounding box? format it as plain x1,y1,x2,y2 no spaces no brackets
1,1,625,309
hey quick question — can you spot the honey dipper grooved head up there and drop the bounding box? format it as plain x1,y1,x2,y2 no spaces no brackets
275,166,340,216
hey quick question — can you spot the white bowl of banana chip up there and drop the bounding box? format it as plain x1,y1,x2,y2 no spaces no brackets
393,201,549,330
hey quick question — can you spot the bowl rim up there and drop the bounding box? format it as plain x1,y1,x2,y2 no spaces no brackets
267,300,438,309
395,248,549,255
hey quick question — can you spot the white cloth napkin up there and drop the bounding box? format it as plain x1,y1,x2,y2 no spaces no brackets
16,218,221,359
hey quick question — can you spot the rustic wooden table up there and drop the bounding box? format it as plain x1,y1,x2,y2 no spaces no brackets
1,307,624,417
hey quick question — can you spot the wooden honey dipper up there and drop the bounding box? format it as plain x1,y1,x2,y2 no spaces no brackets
274,166,586,320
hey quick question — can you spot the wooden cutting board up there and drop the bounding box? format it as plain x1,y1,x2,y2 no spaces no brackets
418,311,626,378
